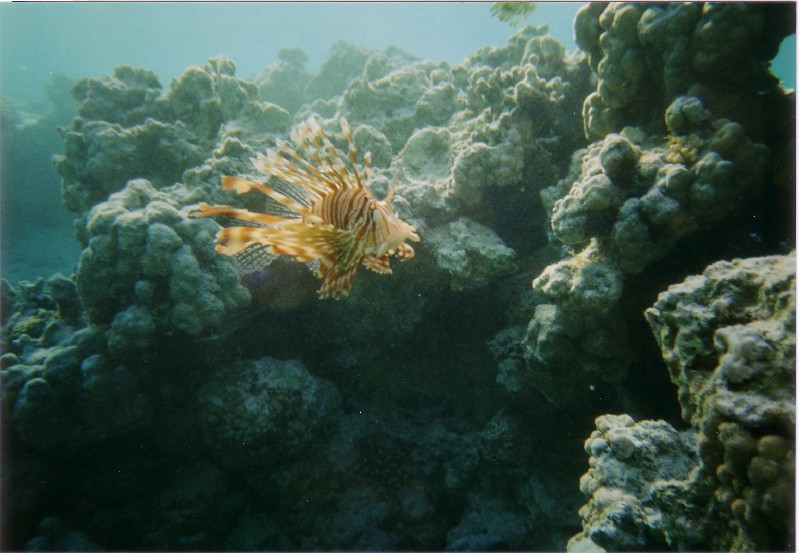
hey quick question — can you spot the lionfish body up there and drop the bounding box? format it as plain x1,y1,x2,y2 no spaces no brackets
193,117,419,299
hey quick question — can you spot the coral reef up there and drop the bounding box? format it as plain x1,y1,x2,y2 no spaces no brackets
645,253,795,551
4,24,595,551
427,217,518,292
56,57,290,218
2,5,794,551
393,24,590,233
567,415,701,551
523,253,627,405
570,253,796,552
546,97,771,273
493,94,775,406
491,1,793,411
1,276,149,455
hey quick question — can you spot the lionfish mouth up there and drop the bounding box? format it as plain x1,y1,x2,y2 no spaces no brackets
192,116,420,299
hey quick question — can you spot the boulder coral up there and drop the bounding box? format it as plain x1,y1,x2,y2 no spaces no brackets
393,24,590,231
545,96,771,274
571,253,795,552
76,178,250,342
645,253,795,551
567,415,701,552
503,91,774,407
575,2,794,140
197,357,342,468
1,277,150,454
426,217,519,292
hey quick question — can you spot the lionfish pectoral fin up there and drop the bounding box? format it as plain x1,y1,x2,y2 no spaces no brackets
191,203,288,227
221,176,264,195
233,244,277,274
215,227,276,255
216,223,348,265
251,221,351,264
222,176,309,216
319,260,361,299
362,255,393,274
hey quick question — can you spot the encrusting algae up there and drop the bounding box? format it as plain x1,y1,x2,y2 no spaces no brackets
193,117,419,299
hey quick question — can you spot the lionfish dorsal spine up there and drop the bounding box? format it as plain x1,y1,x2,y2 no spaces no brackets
339,117,365,189
273,139,338,195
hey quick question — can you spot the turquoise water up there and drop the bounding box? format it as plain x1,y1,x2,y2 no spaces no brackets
1,2,580,101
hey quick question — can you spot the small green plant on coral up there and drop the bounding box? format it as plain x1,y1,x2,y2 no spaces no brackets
491,2,537,26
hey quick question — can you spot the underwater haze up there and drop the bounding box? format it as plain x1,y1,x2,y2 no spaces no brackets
1,2,796,552
1,1,582,284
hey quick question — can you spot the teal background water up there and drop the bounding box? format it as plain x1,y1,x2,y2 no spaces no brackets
1,2,580,102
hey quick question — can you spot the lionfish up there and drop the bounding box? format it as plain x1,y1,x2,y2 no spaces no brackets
193,117,420,299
